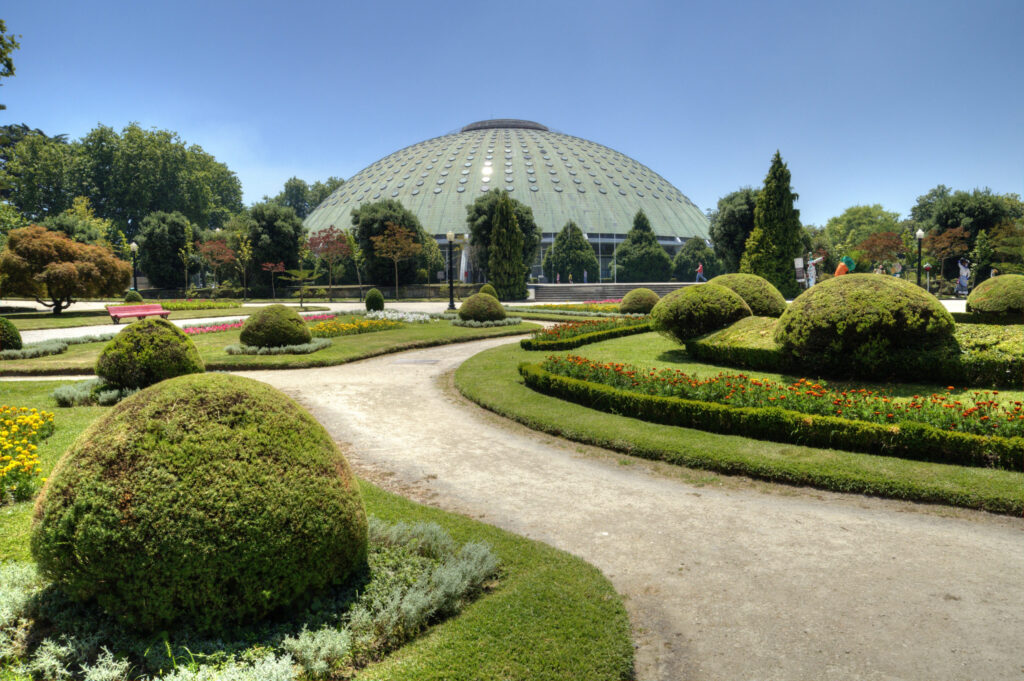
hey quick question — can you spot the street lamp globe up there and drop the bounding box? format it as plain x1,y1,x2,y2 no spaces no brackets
130,241,139,254
915,229,925,241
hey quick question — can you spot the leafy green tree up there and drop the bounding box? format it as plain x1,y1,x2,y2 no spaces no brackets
268,176,345,218
137,211,191,288
708,188,758,272
910,185,951,226
990,220,1024,269
823,204,901,256
0,20,20,112
542,221,599,283
740,151,804,298
308,177,345,209
969,228,995,284
235,232,253,299
371,222,422,300
3,133,74,220
179,222,196,289
613,210,672,282
673,238,723,281
466,189,541,279
351,199,433,286
43,196,115,245
0,202,26,248
247,202,305,286
308,225,351,299
487,192,526,300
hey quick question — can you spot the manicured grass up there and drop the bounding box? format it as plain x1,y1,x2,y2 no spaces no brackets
0,320,540,375
4,306,329,331
0,381,633,681
455,335,1024,515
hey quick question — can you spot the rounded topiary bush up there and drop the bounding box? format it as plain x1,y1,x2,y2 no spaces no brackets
239,304,311,348
479,283,498,298
365,288,384,311
707,273,787,317
0,316,23,351
775,274,955,373
31,373,368,633
650,284,751,342
966,274,1024,318
619,288,660,314
458,293,506,322
123,289,144,303
96,318,204,390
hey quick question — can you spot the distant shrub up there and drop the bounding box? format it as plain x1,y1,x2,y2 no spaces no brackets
365,288,385,311
619,288,659,314
123,290,144,303
966,273,1024,320
458,293,506,322
95,318,204,390
650,283,751,342
239,304,312,348
479,283,499,298
0,317,22,351
707,273,787,317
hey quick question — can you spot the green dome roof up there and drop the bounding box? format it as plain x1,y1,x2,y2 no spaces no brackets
304,120,709,240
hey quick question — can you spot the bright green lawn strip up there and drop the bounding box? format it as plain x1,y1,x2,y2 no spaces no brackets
4,306,330,331
0,381,633,681
455,341,1024,515
0,322,539,375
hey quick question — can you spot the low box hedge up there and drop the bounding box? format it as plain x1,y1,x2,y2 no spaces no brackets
519,362,1024,472
520,322,652,351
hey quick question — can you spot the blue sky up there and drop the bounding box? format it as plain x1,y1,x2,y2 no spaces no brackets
3,0,1021,226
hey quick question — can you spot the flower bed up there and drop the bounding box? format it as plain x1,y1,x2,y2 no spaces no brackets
366,310,435,323
529,302,621,313
520,318,652,351
0,405,55,502
157,299,240,311
181,313,339,336
309,318,404,338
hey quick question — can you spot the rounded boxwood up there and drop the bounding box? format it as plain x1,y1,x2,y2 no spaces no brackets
96,318,204,390
479,283,499,299
0,316,22,351
775,274,955,373
31,373,368,633
707,273,787,317
619,288,660,314
365,288,384,311
239,304,311,348
650,284,751,343
966,274,1024,318
458,292,506,322
123,290,144,303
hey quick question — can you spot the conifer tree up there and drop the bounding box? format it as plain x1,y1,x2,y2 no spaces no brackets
740,151,803,297
542,221,599,283
488,192,527,300
613,210,672,282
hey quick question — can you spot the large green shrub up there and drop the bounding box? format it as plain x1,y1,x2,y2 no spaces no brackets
239,304,311,348
31,373,368,633
619,288,660,314
95,318,204,390
479,283,498,298
708,273,787,317
365,288,384,311
966,274,1024,319
775,274,955,374
650,284,751,343
0,316,22,351
123,289,144,303
458,293,506,322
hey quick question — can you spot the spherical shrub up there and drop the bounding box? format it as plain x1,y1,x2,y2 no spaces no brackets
966,274,1024,318
0,316,22,351
775,274,955,373
123,290,144,303
31,373,368,633
650,284,751,342
239,304,311,348
619,288,660,314
707,273,787,317
479,283,499,298
96,318,204,390
365,288,384,311
458,293,506,322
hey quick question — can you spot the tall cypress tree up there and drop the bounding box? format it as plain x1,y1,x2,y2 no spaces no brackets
488,192,526,300
613,210,672,282
740,151,803,297
542,221,599,283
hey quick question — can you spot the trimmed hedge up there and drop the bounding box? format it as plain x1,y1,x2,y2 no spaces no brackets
951,311,1023,325
239,304,312,348
479,283,499,298
619,288,660,315
458,293,506,322
966,274,1024,319
365,288,385,311
520,322,653,351
0,316,23,351
95,318,204,390
123,290,144,303
650,283,751,342
519,362,1024,471
707,273,787,317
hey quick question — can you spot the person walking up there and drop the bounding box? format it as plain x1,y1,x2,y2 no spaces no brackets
956,258,970,296
568,272,573,284
556,273,560,284
695,262,707,282
807,254,825,287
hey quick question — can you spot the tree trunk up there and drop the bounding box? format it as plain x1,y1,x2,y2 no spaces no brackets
394,260,399,301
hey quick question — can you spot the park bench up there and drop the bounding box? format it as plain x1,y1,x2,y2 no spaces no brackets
107,303,171,323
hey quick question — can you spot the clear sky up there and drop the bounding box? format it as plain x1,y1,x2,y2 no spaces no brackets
3,0,1021,226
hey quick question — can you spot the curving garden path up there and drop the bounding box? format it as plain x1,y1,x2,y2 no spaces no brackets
242,336,1024,681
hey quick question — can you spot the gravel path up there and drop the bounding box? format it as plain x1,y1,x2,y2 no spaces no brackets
240,336,1024,681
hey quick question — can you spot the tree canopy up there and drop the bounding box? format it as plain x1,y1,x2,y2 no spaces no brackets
823,204,900,256
0,20,20,112
740,151,803,297
708,188,758,273
246,203,306,285
351,199,434,286
673,238,723,281
371,222,422,299
267,176,345,219
542,221,598,283
613,210,672,282
487,192,527,300
137,211,193,289
466,189,541,279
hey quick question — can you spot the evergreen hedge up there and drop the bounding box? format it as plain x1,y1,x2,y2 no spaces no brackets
458,293,506,322
520,322,652,351
95,318,204,390
650,283,751,342
707,273,787,317
239,304,312,348
0,316,22,351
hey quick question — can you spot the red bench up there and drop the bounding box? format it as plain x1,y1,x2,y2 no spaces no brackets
107,303,171,323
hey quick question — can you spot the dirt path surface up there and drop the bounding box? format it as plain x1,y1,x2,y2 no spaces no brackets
247,337,1023,681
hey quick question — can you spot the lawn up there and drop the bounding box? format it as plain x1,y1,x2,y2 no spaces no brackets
0,380,633,681
3,306,328,331
0,318,540,375
456,332,1024,515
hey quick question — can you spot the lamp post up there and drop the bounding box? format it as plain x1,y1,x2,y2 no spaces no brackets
129,241,139,291
915,229,924,287
446,231,455,310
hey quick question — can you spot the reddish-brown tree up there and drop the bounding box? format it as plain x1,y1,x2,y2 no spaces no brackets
308,225,351,301
198,238,235,287
924,226,970,277
370,222,422,300
855,231,906,265
261,261,285,298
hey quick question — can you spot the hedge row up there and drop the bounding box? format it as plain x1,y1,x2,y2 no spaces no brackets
519,362,1024,472
520,322,652,351
950,311,1023,325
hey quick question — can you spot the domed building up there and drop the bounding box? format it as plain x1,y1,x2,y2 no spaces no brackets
304,119,709,280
